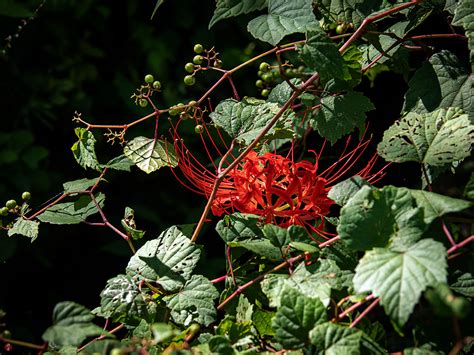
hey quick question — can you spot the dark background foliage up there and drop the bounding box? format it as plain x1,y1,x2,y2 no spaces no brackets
0,0,469,345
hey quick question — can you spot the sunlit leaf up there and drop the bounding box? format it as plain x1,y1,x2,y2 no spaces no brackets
124,136,178,174
7,218,39,241
71,128,100,171
209,0,267,28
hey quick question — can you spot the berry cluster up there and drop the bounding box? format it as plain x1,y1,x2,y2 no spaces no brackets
183,44,222,86
0,192,31,219
131,74,162,108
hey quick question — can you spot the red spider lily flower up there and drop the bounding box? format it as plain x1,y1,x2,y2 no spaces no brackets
170,119,384,238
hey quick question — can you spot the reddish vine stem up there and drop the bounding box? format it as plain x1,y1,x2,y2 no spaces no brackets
337,294,375,320
217,254,305,310
448,235,474,254
76,323,125,353
339,0,422,53
0,336,46,351
349,298,381,328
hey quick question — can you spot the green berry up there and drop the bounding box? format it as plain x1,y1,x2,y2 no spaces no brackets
257,70,263,77
169,108,179,116
0,207,8,216
144,74,154,83
194,124,204,134
180,112,191,120
22,191,31,201
188,100,198,107
193,44,204,54
139,99,148,108
184,75,196,86
213,59,222,68
5,200,17,210
262,72,273,83
193,55,204,65
272,70,280,78
285,68,293,77
184,62,195,73
259,62,270,72
336,24,347,35
261,89,270,97
255,79,263,88
152,80,161,90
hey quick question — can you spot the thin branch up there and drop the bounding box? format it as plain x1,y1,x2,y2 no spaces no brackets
349,298,381,328
0,336,46,351
77,323,125,353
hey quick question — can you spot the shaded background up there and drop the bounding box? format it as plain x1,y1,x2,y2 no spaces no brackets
0,0,469,345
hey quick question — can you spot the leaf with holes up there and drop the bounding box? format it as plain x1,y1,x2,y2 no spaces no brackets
209,0,267,28
37,193,105,225
268,79,300,106
309,91,374,144
338,186,426,251
164,275,219,326
124,136,178,174
126,226,201,292
272,287,326,349
209,98,295,145
403,51,473,118
95,274,158,326
8,218,39,241
42,302,106,348
354,239,448,327
71,128,100,171
247,0,317,46
378,107,473,167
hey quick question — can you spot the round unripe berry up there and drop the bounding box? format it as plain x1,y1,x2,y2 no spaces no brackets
257,70,263,77
259,62,270,72
139,99,148,108
261,89,270,97
21,191,31,201
194,124,204,134
169,107,179,116
184,62,195,73
144,74,154,83
184,75,196,86
255,79,263,88
272,70,280,78
213,59,222,68
0,207,8,216
336,24,347,35
6,200,17,209
193,44,204,54
152,80,161,90
262,72,273,83
285,68,293,77
193,55,204,65
188,100,198,107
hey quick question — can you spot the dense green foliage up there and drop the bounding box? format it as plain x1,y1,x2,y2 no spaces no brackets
1,0,473,354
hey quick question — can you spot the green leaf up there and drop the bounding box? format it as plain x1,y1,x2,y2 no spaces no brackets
464,172,474,200
354,239,448,327
272,287,326,349
152,323,179,343
451,272,474,297
216,213,263,243
299,30,346,81
121,207,145,240
320,239,358,270
236,295,253,323
403,51,473,118
309,322,386,354
63,178,100,193
328,176,371,206
309,91,374,144
71,128,100,171
338,186,425,251
268,79,300,106
209,0,267,28
404,343,444,355
126,225,201,292
42,302,105,348
247,0,317,46
209,98,294,145
252,309,275,336
37,193,105,225
96,274,157,325
408,189,471,224
425,283,470,318
262,260,352,307
164,275,219,326
452,0,474,68
7,218,39,241
378,107,474,166
102,154,133,172
124,136,178,174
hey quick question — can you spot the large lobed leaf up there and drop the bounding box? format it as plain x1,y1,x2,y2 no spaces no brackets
8,218,39,241
209,0,267,29
403,51,473,118
37,193,105,225
452,0,474,69
272,287,327,349
209,97,295,145
163,275,219,326
354,239,448,327
378,107,473,167
247,0,317,46
124,136,178,174
126,226,201,292
338,186,425,251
